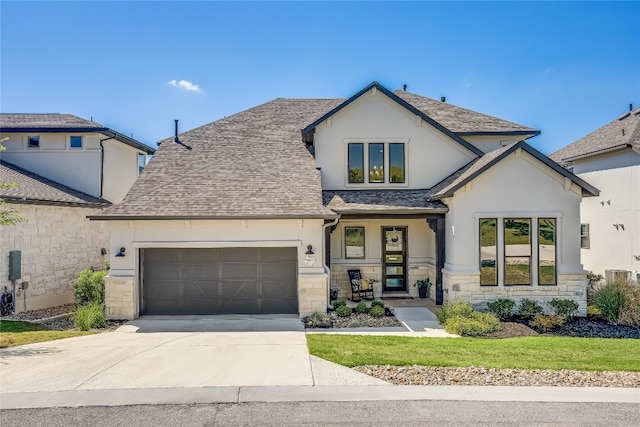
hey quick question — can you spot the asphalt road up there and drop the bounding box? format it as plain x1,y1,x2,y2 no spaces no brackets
2,400,639,426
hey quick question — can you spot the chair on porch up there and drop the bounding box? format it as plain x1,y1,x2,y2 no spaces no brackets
347,269,374,301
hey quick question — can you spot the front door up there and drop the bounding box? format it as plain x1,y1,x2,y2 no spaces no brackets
382,227,407,292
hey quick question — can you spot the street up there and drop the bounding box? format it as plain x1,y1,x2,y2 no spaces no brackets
2,400,639,426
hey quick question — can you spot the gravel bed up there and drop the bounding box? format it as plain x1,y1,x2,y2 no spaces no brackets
1,304,126,331
551,318,640,339
331,313,402,328
353,365,640,388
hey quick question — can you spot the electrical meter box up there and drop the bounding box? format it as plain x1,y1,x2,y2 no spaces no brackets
9,250,21,281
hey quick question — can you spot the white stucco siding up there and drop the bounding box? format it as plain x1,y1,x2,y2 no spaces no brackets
0,204,109,313
102,140,144,203
313,90,477,189
0,132,102,197
105,218,327,318
444,149,584,275
575,150,640,276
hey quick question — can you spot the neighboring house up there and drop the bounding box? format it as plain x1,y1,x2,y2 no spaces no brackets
550,106,640,281
91,82,598,319
0,114,155,312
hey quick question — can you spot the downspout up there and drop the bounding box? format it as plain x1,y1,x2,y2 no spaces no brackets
322,214,341,310
99,132,117,199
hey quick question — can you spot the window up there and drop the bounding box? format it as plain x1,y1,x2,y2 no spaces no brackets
138,153,146,176
70,136,82,148
345,226,365,259
389,143,405,183
580,224,590,249
538,218,557,285
348,143,364,183
27,136,39,148
504,218,531,285
347,142,406,185
479,218,497,285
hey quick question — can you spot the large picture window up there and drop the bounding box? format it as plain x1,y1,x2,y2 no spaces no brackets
479,218,497,285
504,218,531,285
538,218,557,285
346,142,406,185
345,226,365,259
348,143,364,183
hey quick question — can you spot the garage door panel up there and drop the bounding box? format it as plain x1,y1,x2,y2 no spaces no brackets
142,247,298,315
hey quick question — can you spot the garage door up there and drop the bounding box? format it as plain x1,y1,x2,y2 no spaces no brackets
141,247,298,315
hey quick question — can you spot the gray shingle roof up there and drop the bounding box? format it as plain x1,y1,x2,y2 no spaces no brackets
0,113,156,154
323,190,448,214
428,141,599,199
0,161,109,207
393,90,539,134
549,108,640,164
91,98,344,219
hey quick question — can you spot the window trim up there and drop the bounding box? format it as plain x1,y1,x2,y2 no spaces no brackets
27,135,40,149
538,218,557,286
344,226,366,259
580,223,590,249
70,135,83,149
344,138,409,187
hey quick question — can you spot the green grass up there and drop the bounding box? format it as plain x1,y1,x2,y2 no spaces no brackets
307,334,640,372
0,320,95,348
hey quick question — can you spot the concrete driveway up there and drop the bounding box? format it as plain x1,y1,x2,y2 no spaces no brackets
0,315,314,393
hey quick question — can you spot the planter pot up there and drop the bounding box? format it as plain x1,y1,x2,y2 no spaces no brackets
418,287,428,299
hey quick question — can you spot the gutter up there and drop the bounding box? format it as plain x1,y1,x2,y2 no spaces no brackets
322,214,342,310
99,132,117,199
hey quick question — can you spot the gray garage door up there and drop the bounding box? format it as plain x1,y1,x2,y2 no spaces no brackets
141,247,298,315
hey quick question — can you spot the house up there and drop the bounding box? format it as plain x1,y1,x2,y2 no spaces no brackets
550,106,639,282
90,82,598,319
0,114,155,312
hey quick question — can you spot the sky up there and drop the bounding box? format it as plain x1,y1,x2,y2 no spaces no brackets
1,1,639,155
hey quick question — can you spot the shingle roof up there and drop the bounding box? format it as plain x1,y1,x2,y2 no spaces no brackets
428,141,599,199
393,90,540,135
549,107,640,164
0,113,156,154
0,161,109,207
90,98,344,219
323,190,448,214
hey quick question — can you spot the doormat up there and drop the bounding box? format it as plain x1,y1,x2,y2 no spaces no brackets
380,295,414,300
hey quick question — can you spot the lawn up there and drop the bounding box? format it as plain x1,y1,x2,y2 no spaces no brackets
307,334,640,372
0,320,94,348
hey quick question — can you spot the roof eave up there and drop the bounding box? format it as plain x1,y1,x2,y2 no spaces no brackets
88,213,338,221
3,197,110,208
330,207,449,215
561,143,633,164
455,130,541,138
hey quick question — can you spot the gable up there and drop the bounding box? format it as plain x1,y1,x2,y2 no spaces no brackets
313,87,480,190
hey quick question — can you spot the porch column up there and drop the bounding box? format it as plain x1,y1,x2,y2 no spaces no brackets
427,216,445,305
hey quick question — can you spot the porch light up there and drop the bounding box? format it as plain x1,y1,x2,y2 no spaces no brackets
304,245,316,266
115,247,126,257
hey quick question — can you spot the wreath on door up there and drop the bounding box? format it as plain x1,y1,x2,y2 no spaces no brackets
386,230,403,248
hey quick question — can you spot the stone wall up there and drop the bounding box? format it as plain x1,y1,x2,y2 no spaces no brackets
0,203,109,312
298,273,329,317
442,271,588,316
104,275,137,319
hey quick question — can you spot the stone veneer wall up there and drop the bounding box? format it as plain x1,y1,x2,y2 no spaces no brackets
298,273,329,317
0,204,109,313
105,276,137,319
442,272,588,316
330,263,436,300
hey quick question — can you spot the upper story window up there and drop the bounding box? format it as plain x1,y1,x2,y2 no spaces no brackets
28,136,40,148
347,142,405,185
138,153,146,176
70,136,83,148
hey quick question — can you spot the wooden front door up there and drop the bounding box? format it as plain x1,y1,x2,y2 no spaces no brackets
382,227,407,292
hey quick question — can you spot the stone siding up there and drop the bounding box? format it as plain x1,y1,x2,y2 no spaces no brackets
104,275,137,319
298,273,328,317
442,271,588,316
0,203,109,312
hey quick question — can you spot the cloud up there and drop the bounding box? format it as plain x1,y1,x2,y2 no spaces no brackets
168,79,201,93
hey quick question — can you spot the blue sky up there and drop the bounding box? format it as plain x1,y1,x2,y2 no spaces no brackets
1,1,638,154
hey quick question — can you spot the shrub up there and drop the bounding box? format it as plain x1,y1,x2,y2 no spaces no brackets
530,314,566,332
355,301,368,314
335,305,352,317
487,298,515,321
586,305,602,317
548,298,579,321
518,299,544,319
592,282,625,323
368,305,385,318
333,300,347,308
443,312,501,336
437,300,474,325
73,269,107,306
348,318,362,328
74,303,105,331
304,311,332,328
371,300,385,308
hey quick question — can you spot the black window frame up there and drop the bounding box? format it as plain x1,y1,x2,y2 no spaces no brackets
344,226,366,259
389,143,405,184
503,218,532,286
347,143,364,184
538,218,557,286
70,135,83,149
27,135,40,149
479,218,498,286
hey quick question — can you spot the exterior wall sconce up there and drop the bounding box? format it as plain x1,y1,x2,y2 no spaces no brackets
613,224,625,231
115,247,126,257
101,248,107,255
304,245,315,266
600,199,610,206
